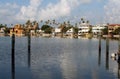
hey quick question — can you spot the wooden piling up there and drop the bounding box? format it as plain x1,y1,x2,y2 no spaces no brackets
106,26,109,70
99,34,101,53
28,33,31,67
11,34,15,79
98,48,101,66
98,34,101,66
118,63,120,78
118,34,120,54
117,33,120,78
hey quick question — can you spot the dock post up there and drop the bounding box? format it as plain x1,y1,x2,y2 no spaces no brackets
106,25,109,70
99,33,101,53
118,33,120,53
117,33,120,78
28,32,31,67
98,33,101,66
11,33,15,79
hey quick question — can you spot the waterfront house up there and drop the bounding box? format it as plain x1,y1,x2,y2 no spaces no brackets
54,28,62,36
78,21,91,36
34,29,44,36
10,24,25,36
30,30,36,36
66,28,74,37
108,24,120,34
92,24,107,35
0,27,5,36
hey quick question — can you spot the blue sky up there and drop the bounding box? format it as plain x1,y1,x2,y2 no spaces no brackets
0,0,120,26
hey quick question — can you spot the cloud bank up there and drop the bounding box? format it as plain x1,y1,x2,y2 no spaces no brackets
0,3,19,24
104,0,120,23
2,0,119,25
16,0,92,21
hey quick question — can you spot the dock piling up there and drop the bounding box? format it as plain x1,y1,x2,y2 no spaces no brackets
28,33,31,67
11,34,15,79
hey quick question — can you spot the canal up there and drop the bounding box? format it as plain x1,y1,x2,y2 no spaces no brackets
0,36,119,79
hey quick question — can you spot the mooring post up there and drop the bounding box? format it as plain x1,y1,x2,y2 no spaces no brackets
118,63,120,78
118,32,120,54
28,32,31,67
11,33,15,79
98,33,101,66
99,33,101,53
117,33,120,78
106,25,109,70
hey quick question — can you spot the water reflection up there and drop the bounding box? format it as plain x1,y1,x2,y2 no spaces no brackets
106,38,109,70
60,52,77,79
1,37,120,79
98,36,101,66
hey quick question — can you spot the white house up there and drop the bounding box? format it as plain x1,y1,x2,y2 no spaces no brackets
92,24,107,35
78,22,90,36
55,28,61,33
0,27,5,36
66,28,74,34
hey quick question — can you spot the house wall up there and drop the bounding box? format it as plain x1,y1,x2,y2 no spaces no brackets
10,24,25,36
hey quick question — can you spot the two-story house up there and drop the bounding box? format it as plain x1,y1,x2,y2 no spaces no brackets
10,24,25,36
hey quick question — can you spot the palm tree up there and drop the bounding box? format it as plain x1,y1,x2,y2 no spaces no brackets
47,20,50,24
75,23,77,27
40,20,43,23
26,20,31,26
33,20,37,25
11,24,13,27
81,18,84,21
67,21,71,27
86,20,89,24
63,21,66,25
53,19,55,24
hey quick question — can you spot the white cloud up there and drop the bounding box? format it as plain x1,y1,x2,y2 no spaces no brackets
0,0,94,24
17,0,93,21
38,0,71,20
0,3,19,24
104,0,120,23
16,0,42,21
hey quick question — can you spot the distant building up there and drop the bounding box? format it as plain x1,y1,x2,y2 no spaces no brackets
66,28,74,35
92,24,107,35
108,24,120,34
78,20,91,36
10,24,25,36
55,28,61,33
0,27,5,36
54,28,61,36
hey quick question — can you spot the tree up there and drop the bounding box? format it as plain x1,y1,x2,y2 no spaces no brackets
26,20,31,26
41,25,52,34
81,18,84,21
53,19,55,24
86,20,89,24
0,24,4,28
4,27,10,34
88,26,92,34
33,20,37,25
73,27,78,34
40,20,43,23
102,27,108,35
113,27,120,35
75,23,77,27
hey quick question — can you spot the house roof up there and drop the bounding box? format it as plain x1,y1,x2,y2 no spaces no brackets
109,24,120,26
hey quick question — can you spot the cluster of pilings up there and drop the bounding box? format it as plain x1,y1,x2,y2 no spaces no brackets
11,33,31,79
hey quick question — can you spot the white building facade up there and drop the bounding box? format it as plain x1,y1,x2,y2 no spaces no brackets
92,24,107,35
78,22,90,36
